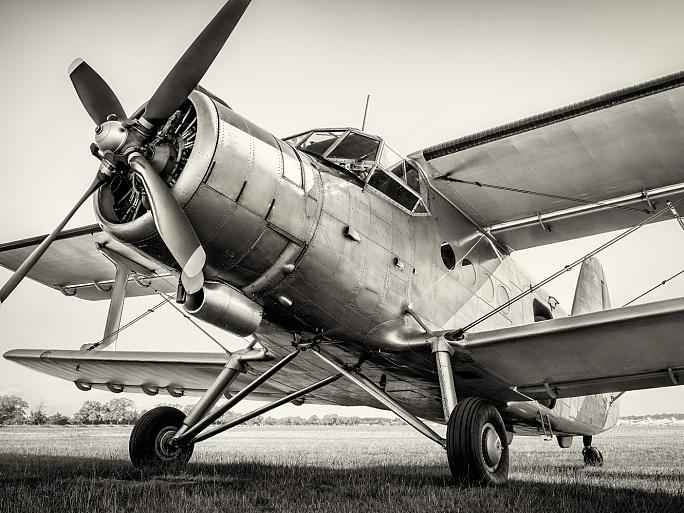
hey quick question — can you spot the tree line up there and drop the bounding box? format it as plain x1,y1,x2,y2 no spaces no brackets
0,394,403,427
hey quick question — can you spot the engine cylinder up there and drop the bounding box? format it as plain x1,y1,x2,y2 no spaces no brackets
184,282,263,337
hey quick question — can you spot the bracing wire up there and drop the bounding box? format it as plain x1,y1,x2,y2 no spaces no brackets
85,275,230,353
87,298,169,349
623,267,684,307
156,291,231,353
437,176,653,215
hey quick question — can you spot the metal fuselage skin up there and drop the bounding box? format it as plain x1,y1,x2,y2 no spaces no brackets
97,91,619,437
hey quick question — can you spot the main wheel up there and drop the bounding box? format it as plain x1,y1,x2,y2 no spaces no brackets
446,397,509,485
129,406,193,473
582,446,604,466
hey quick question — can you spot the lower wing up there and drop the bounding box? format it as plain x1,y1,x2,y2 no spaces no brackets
5,295,683,412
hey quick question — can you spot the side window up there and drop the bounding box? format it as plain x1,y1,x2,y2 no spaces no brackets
405,163,421,194
368,170,419,211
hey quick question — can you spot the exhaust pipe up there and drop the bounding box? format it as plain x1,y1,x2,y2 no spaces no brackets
184,282,263,337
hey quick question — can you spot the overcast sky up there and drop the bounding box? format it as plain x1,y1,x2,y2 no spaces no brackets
1,0,683,418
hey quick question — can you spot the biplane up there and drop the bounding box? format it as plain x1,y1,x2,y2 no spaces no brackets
1,0,683,485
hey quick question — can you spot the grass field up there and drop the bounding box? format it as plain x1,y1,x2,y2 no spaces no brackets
0,424,682,513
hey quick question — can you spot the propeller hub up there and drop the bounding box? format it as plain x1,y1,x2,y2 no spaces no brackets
95,119,128,153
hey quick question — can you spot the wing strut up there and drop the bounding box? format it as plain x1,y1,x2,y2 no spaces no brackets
311,348,447,447
81,247,132,350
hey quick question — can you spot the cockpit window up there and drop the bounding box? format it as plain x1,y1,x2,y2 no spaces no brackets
327,133,379,162
284,132,308,147
379,144,403,170
281,129,428,210
299,131,344,155
368,170,421,212
405,163,420,193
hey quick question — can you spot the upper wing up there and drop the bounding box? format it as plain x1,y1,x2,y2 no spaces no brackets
416,71,684,250
0,225,176,300
458,296,684,399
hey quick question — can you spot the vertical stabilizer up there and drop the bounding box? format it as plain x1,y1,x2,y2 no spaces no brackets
572,257,611,315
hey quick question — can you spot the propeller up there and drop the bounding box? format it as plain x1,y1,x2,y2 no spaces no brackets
1,0,253,303
69,59,126,125
128,154,206,293
142,0,252,126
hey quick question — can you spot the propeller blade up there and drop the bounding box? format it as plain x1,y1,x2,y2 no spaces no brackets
128,154,205,293
0,173,108,303
69,58,126,125
142,0,251,126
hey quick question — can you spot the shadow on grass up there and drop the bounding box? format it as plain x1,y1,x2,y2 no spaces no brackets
1,453,682,513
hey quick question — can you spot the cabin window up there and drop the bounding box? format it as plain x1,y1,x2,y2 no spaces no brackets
462,258,477,285
441,242,456,270
533,298,552,322
482,274,495,300
498,285,511,313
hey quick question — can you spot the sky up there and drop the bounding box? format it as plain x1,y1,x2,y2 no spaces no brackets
0,0,683,418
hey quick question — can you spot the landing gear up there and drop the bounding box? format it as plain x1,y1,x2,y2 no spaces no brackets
446,397,509,485
129,407,193,473
582,435,604,466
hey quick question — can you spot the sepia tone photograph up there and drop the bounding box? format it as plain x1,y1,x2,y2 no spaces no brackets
0,1,683,512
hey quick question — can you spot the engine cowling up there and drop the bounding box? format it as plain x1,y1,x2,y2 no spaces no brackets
95,89,322,297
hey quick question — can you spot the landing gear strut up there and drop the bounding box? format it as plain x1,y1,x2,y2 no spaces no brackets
312,336,511,485
129,345,341,473
582,435,604,466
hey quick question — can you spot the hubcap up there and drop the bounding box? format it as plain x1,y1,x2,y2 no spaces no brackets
481,422,502,471
154,425,183,461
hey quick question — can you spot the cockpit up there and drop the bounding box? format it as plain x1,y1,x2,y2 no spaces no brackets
283,128,428,215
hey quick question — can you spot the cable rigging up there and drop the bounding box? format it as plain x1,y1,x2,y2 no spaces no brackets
436,175,653,215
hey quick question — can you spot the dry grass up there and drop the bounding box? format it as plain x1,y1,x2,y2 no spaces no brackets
0,424,682,513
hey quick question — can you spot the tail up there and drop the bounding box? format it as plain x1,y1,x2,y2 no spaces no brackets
572,257,620,430
572,257,611,315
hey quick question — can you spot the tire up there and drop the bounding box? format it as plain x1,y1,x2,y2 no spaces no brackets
582,446,604,466
129,406,193,473
446,397,510,485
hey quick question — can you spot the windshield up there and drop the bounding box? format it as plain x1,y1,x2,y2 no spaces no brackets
299,131,345,155
328,133,379,161
283,128,408,184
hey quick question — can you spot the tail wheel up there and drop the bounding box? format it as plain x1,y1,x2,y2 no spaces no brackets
129,406,193,473
447,397,510,485
582,446,604,466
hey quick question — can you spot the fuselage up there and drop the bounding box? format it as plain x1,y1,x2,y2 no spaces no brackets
95,89,619,437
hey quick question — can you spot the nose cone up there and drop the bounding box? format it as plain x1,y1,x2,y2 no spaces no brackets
94,120,127,152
